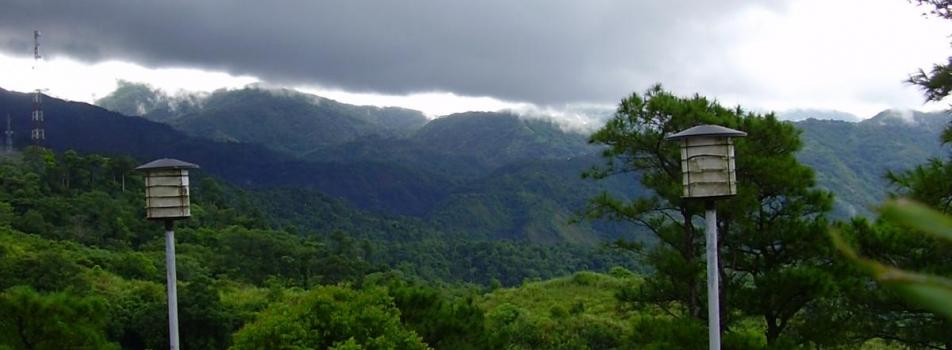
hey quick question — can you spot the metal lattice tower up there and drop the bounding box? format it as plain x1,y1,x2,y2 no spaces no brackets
31,30,45,146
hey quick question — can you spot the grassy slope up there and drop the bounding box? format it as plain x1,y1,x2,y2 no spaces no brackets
479,271,900,349
478,271,640,348
481,271,637,318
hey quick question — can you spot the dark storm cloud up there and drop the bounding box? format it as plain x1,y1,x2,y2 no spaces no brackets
0,0,782,105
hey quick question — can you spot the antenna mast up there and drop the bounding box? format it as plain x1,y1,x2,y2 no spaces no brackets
31,30,45,146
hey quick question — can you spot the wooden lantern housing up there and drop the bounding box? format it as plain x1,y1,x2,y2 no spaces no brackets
666,125,746,198
136,158,199,220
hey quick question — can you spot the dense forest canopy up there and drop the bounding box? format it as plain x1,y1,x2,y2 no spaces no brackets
0,147,647,348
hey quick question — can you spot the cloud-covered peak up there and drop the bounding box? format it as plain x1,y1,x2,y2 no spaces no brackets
777,109,860,122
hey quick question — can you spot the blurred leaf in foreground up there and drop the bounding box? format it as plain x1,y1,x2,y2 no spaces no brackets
831,198,952,320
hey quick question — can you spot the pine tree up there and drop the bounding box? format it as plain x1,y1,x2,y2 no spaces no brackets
585,85,838,346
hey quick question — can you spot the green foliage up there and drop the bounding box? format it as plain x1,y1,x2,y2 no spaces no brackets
585,85,839,346
0,229,88,292
0,148,641,287
231,285,428,350
0,148,655,349
909,56,952,103
2,147,149,247
0,286,118,350
101,279,168,349
905,0,952,102
481,271,636,349
830,210,952,347
364,272,490,349
190,225,372,286
833,200,952,319
378,238,640,286
625,317,707,349
625,316,765,349
428,154,645,243
180,275,239,350
887,157,952,213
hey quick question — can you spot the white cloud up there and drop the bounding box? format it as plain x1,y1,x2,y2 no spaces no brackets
0,52,257,102
707,0,952,117
293,84,529,118
1,0,951,121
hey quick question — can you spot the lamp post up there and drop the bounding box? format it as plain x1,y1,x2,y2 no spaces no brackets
666,125,746,350
136,158,199,350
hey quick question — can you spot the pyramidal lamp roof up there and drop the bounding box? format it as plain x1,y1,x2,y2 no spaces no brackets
665,124,747,140
135,158,199,171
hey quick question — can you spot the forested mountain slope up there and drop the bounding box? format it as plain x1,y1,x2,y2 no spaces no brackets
98,83,951,219
0,149,640,348
796,110,949,216
306,112,596,182
8,85,951,244
410,112,593,168
0,88,450,216
96,82,427,155
4,88,640,243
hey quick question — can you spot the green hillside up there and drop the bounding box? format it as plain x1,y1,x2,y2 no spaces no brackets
478,270,640,349
2,88,455,217
92,84,952,233
307,113,640,243
0,131,915,349
411,112,594,168
96,83,428,155
796,110,949,217
93,80,203,122
0,149,637,286
428,155,643,243
308,112,595,180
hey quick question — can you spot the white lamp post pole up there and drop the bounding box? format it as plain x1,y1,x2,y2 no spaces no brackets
164,220,180,350
704,201,720,350
137,158,199,350
666,125,746,350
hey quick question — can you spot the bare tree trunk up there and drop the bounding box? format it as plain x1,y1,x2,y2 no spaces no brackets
766,315,780,346
682,207,701,319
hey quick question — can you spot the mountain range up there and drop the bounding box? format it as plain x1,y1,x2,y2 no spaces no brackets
96,81,428,155
95,83,951,217
776,108,861,122
798,109,948,216
2,86,638,244
2,84,949,244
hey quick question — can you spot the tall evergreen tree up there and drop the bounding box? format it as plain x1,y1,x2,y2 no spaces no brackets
584,85,837,346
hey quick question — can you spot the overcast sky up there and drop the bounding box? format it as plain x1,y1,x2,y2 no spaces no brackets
1,0,950,119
